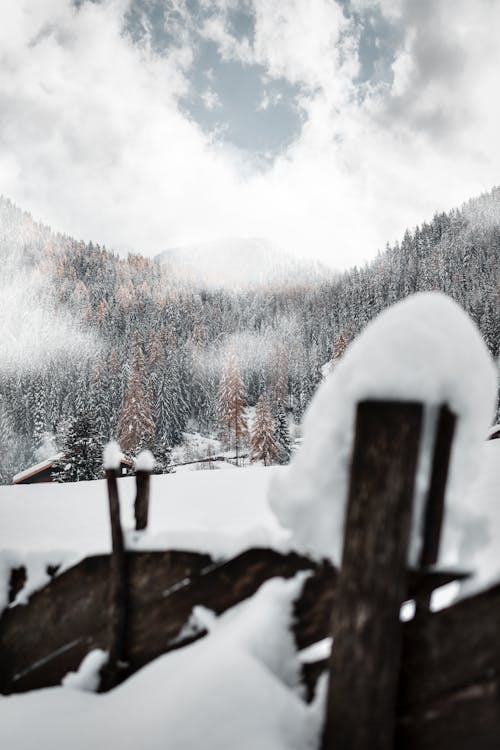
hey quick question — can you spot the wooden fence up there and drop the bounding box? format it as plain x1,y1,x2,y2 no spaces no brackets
1,399,499,749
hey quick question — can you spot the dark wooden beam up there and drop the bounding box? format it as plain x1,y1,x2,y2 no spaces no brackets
321,400,423,750
415,404,456,616
99,468,128,691
134,470,151,531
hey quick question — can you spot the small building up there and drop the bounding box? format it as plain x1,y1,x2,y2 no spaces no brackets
487,424,500,441
13,454,133,485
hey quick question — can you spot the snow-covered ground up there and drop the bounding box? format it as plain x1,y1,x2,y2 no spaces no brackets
0,466,288,609
0,574,325,750
0,292,498,750
1,436,499,611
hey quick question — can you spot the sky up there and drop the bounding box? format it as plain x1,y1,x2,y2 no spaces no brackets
0,0,499,269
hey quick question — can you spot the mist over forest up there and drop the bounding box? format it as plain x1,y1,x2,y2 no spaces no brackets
0,188,498,483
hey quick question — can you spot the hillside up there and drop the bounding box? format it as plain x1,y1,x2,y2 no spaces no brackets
156,238,330,290
0,188,498,482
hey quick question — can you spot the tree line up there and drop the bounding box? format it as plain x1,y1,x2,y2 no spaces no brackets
0,187,498,482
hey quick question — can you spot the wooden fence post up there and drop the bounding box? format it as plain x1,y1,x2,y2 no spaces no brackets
100,466,128,691
321,400,423,750
134,470,151,531
414,404,456,616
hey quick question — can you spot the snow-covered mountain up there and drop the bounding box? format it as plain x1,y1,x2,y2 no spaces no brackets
156,238,330,289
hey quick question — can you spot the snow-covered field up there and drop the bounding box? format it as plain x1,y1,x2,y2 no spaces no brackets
0,466,288,609
1,293,498,750
0,438,498,749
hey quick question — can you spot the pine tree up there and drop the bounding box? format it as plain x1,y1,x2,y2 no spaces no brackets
218,353,248,460
250,395,278,466
31,375,47,460
118,336,155,455
0,396,17,483
53,414,103,482
274,400,291,464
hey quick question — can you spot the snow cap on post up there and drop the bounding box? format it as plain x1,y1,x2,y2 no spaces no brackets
135,450,155,472
103,440,122,471
269,292,497,567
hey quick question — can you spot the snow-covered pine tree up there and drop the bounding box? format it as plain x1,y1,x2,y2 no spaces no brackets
31,375,47,460
118,335,155,455
274,400,291,464
53,413,103,482
250,395,278,466
0,396,17,483
218,353,248,460
153,444,172,474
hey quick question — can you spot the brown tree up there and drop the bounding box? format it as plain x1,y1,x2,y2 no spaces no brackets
218,353,248,460
250,395,278,466
118,335,155,454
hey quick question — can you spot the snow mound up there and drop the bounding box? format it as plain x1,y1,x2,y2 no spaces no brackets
135,450,155,472
0,576,325,750
103,441,122,470
62,650,108,692
269,292,497,571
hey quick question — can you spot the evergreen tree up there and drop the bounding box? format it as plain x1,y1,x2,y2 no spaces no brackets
0,396,17,483
274,400,291,464
250,395,278,466
53,414,103,482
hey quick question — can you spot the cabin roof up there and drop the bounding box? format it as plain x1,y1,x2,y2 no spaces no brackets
13,453,65,484
13,453,134,484
488,424,500,441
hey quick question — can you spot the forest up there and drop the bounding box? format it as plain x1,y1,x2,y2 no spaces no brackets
0,188,498,482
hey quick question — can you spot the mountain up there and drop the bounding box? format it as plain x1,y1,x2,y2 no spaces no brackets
156,238,330,289
0,188,498,482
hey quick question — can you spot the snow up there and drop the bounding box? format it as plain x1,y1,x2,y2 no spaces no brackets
269,293,497,576
0,575,325,750
61,649,108,692
299,637,332,664
102,440,122,470
0,466,289,608
134,449,155,472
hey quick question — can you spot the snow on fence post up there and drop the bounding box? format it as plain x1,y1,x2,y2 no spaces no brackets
134,450,154,531
414,404,456,616
100,442,128,691
321,400,423,750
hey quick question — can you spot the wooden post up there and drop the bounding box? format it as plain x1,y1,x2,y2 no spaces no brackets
321,400,423,750
134,470,151,531
99,467,128,691
414,404,456,615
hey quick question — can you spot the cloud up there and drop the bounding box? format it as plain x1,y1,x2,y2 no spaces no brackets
0,0,499,270
201,87,222,110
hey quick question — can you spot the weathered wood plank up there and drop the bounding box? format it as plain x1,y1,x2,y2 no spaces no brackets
321,400,424,750
0,554,111,694
134,470,150,531
415,405,456,615
99,468,128,691
304,658,500,749
0,547,316,693
400,580,500,709
302,580,500,703
396,677,500,750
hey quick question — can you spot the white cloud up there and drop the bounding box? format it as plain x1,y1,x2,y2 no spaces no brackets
0,0,499,270
202,87,222,110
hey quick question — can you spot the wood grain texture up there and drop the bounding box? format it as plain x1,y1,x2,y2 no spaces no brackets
321,400,423,750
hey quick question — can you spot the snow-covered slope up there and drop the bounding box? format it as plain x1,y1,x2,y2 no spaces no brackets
156,237,329,289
